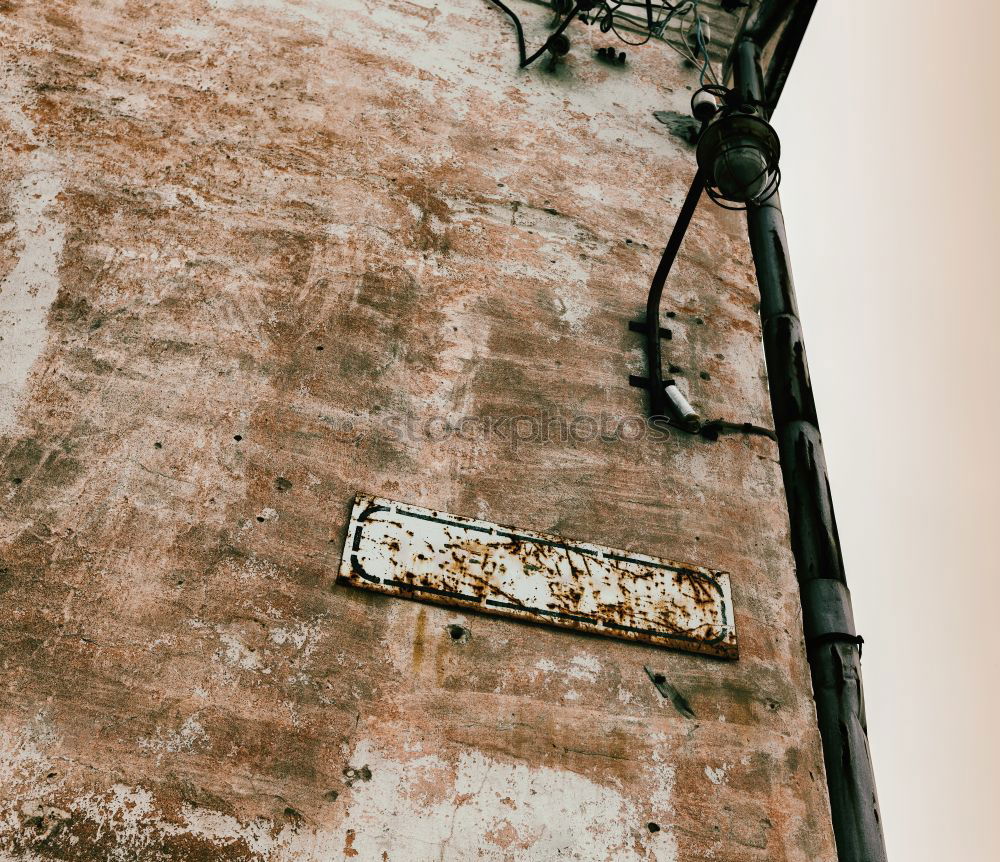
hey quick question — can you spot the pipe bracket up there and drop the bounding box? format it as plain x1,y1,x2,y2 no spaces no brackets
802,578,857,645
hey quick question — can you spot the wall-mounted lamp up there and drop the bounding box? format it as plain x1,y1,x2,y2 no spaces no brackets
630,85,783,434
695,86,780,209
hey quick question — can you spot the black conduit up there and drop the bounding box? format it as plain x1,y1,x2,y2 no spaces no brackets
734,36,887,862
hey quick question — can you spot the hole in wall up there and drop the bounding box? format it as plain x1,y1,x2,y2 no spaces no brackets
447,624,470,643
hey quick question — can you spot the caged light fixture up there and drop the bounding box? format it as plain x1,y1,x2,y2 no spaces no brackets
694,84,781,209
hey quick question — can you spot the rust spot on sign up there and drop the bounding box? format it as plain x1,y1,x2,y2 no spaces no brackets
338,496,737,658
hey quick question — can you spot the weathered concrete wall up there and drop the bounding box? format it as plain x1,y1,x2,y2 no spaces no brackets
0,1,836,859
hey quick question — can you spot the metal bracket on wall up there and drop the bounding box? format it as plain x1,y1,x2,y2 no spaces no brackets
628,319,672,340
627,319,670,393
627,315,703,433
628,375,652,389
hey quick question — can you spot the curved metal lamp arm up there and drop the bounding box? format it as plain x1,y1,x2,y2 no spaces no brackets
643,169,704,419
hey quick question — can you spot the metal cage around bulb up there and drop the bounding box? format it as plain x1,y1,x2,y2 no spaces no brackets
696,99,781,210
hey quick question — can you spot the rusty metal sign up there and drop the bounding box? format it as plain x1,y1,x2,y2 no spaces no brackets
338,495,737,658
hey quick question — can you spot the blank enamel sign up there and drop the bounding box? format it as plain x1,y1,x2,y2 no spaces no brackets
339,495,737,658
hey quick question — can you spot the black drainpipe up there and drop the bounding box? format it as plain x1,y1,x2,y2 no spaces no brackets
733,37,888,862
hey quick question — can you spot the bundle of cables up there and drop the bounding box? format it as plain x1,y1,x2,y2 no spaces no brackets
484,0,720,84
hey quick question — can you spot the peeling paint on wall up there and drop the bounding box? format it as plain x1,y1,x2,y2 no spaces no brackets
339,740,678,861
0,74,65,433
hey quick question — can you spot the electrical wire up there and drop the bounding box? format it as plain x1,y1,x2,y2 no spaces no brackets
592,0,687,46
592,1,690,37
485,0,584,68
664,32,716,84
485,0,530,65
588,0,720,85
484,0,720,84
690,0,716,85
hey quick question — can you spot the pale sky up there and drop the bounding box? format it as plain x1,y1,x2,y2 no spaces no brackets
774,2,1000,859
